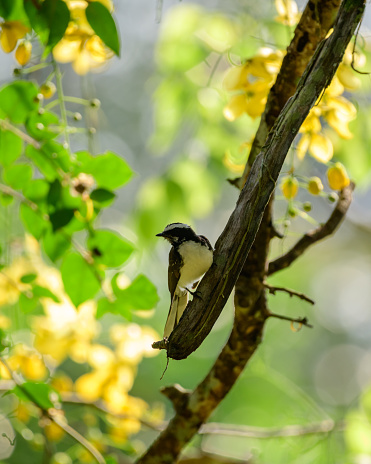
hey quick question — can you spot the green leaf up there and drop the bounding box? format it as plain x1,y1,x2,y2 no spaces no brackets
20,204,47,239
118,274,159,311
19,292,40,313
25,110,60,140
0,193,13,206
61,253,101,307
43,228,71,262
96,297,131,320
23,179,49,205
25,145,58,181
11,382,57,410
90,188,116,206
20,273,37,284
47,179,62,207
32,284,60,302
87,230,134,268
105,455,119,464
0,329,10,353
49,208,75,232
0,0,14,18
0,129,23,167
90,151,132,189
0,0,28,22
40,0,70,50
0,81,39,123
3,164,33,189
24,0,49,44
43,140,71,172
85,1,120,56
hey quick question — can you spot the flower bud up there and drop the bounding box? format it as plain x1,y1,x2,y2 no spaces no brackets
307,176,323,195
303,202,312,212
15,40,32,66
327,162,350,190
281,176,299,200
40,81,56,99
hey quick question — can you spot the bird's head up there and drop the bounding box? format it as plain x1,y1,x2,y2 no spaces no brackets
156,223,196,246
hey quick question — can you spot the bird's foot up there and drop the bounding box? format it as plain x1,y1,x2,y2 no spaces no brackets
186,288,203,300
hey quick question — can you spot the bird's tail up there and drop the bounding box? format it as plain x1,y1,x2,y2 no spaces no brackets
163,291,188,339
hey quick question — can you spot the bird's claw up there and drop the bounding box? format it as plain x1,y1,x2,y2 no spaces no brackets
186,288,203,300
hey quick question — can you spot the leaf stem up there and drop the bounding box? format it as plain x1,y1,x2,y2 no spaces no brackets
52,60,71,153
0,119,40,149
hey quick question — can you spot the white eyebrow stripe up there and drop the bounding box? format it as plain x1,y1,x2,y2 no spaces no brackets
163,223,191,232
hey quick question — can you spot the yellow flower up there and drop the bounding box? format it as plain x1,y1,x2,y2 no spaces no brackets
323,96,356,140
336,43,366,90
300,107,322,134
275,0,301,26
15,40,32,66
223,48,283,121
40,81,57,99
327,162,350,190
53,0,114,74
281,176,299,200
34,299,99,364
50,374,74,394
111,323,159,364
308,133,333,163
44,420,65,442
0,21,29,53
16,402,31,423
6,344,48,380
0,314,11,329
0,257,34,306
307,177,323,195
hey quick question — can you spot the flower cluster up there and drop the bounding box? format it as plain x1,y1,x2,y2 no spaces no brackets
223,47,284,121
0,236,161,446
223,0,358,219
53,0,114,75
0,20,32,66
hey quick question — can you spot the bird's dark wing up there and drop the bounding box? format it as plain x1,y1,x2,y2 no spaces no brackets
168,247,182,300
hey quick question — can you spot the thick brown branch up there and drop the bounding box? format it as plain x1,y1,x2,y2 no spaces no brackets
140,1,363,462
268,182,354,275
162,0,363,361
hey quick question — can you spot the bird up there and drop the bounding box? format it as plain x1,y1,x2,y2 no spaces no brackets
156,223,213,339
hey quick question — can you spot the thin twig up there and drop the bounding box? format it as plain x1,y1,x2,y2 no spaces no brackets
0,381,347,439
0,359,106,464
264,283,315,305
268,183,355,275
199,419,344,438
268,312,313,329
53,59,71,152
0,119,41,149
0,183,47,216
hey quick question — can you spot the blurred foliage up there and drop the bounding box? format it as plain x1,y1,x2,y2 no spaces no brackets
0,0,370,463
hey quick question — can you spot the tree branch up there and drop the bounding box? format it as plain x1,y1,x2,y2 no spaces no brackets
160,0,364,361
241,0,342,176
0,361,106,464
268,182,355,275
200,419,344,438
264,283,315,305
141,0,363,462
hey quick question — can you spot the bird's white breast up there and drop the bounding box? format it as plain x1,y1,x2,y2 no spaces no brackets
177,241,213,290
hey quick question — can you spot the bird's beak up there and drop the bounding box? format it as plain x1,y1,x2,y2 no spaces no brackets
156,232,165,237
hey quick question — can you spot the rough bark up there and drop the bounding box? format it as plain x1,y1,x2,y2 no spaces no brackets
139,1,363,462
163,0,363,361
241,0,342,175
